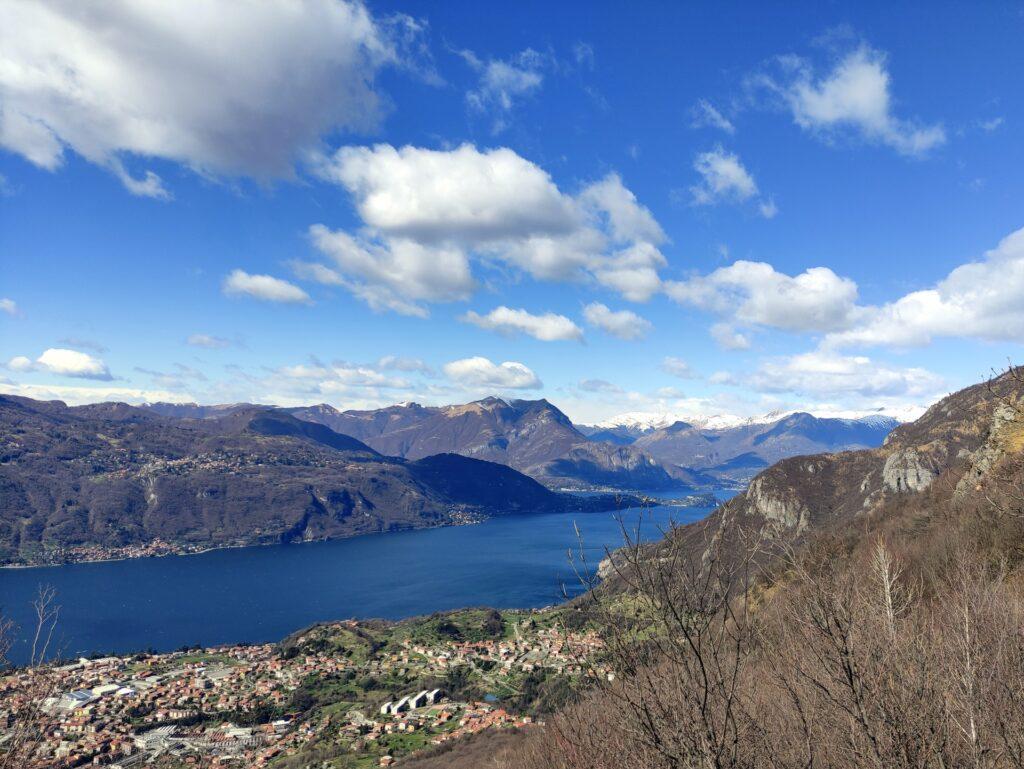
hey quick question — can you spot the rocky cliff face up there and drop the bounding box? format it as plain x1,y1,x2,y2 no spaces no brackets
699,370,1024,543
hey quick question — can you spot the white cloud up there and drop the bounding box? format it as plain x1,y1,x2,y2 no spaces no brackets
691,147,757,205
690,147,775,216
660,357,699,379
583,302,652,340
460,49,546,133
187,334,231,349
0,381,192,405
578,173,666,245
443,356,541,389
462,306,583,342
223,270,311,304
691,100,735,133
0,298,16,315
666,260,859,333
826,225,1024,349
15,348,114,380
771,45,945,157
274,361,410,391
0,0,413,195
307,143,668,313
710,323,752,350
749,351,944,399
320,144,580,243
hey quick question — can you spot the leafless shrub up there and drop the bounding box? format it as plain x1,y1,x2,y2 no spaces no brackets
0,585,61,769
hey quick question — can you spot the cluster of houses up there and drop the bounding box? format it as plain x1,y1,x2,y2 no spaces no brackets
379,688,444,715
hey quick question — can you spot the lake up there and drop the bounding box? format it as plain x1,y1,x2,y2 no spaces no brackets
0,493,727,665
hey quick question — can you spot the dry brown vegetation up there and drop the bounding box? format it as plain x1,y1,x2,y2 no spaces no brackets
0,586,61,769
514,371,1024,769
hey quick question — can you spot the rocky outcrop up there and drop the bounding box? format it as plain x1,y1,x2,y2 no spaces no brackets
882,449,936,492
676,368,1024,547
742,474,810,534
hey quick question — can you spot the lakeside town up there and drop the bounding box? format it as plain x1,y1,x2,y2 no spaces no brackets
0,608,606,768
2,504,493,569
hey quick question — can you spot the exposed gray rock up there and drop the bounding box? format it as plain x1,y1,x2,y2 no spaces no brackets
743,474,809,534
882,449,936,493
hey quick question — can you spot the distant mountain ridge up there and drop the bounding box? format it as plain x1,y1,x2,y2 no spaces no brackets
0,396,629,566
144,398,906,489
286,397,689,491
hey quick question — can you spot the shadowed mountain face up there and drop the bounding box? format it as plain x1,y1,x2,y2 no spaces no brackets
288,397,690,491
624,412,898,483
0,396,624,565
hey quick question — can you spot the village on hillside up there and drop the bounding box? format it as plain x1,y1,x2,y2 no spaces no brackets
0,609,607,768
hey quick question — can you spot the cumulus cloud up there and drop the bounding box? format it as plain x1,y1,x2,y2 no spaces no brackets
764,45,945,157
582,302,652,340
710,323,752,350
443,356,541,389
691,100,735,133
187,334,231,349
223,270,311,304
690,147,776,216
273,361,411,391
825,225,1024,349
307,143,668,313
0,298,16,315
691,148,757,204
460,48,546,133
749,351,944,399
0,0,418,195
9,348,114,380
462,306,583,342
666,260,859,334
661,357,699,379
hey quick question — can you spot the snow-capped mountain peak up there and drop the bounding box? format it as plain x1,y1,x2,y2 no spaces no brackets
591,405,924,434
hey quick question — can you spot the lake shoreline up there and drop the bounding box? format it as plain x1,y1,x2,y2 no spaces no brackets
0,493,730,666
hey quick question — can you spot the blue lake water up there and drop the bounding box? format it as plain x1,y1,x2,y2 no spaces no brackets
0,494,726,665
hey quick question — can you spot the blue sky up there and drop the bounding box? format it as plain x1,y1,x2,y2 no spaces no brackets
1,0,1023,423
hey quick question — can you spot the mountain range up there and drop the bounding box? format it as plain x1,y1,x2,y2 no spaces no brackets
280,398,904,487
594,411,901,483
0,396,630,566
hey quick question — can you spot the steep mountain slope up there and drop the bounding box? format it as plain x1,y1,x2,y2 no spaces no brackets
288,397,688,490
0,396,625,565
671,369,1024,554
629,412,898,484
